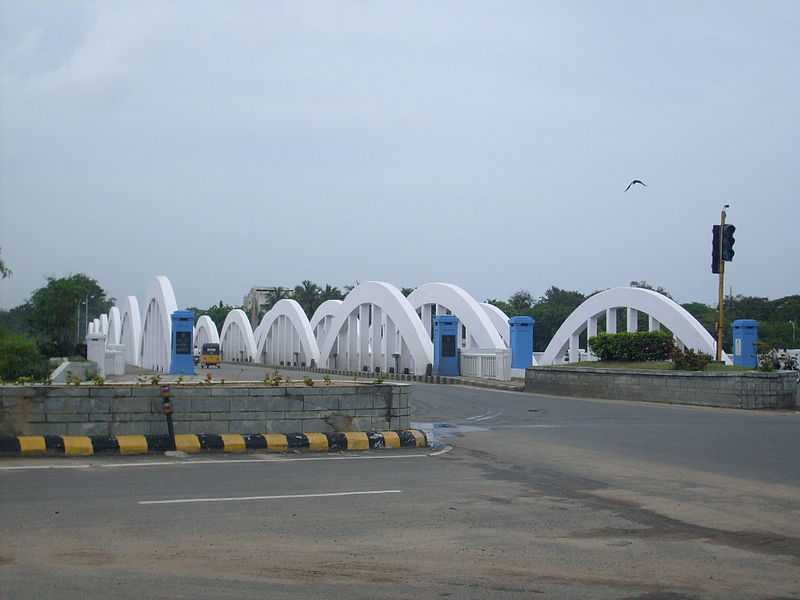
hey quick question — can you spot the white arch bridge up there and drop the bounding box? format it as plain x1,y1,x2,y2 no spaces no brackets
88,277,729,378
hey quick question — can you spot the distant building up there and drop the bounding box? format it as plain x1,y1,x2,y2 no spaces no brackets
243,286,292,326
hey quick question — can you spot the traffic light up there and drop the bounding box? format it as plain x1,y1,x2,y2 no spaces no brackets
721,224,735,261
712,225,721,274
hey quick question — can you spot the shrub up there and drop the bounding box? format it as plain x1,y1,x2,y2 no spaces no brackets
672,348,711,371
588,331,674,362
303,377,314,387
0,330,50,381
323,374,332,386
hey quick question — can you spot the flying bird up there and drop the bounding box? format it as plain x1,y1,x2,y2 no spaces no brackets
625,179,647,192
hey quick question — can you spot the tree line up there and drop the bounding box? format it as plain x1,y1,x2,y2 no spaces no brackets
487,281,800,352
1,267,797,380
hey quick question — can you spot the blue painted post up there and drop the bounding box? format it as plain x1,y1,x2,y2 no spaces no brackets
509,316,535,369
732,319,758,368
433,315,460,376
170,310,195,375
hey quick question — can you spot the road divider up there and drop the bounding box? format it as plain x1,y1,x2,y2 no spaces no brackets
0,430,427,457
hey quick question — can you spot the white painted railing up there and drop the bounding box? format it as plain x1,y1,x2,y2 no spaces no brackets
460,348,510,381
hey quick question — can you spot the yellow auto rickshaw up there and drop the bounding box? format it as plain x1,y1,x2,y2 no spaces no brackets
200,342,221,368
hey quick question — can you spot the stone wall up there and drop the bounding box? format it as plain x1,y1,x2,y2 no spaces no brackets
525,367,797,409
0,383,410,437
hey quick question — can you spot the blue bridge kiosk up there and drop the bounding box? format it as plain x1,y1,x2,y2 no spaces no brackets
170,310,195,375
732,319,759,368
509,316,535,369
433,315,460,376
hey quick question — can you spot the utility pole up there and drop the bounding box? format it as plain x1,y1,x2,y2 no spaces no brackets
715,208,727,362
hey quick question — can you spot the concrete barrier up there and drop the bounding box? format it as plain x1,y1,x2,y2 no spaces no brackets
524,367,797,409
0,382,410,437
0,430,427,456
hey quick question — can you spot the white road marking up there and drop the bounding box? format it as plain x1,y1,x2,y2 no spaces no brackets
474,412,502,422
103,454,429,468
0,452,433,472
464,412,491,421
428,445,453,456
139,489,403,505
0,464,91,471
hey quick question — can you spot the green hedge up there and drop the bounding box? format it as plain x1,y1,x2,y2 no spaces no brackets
588,331,674,362
0,329,50,382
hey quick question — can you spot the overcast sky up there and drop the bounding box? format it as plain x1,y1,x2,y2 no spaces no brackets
1,1,798,311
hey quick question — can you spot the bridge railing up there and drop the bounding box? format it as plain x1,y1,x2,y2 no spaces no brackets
460,348,510,381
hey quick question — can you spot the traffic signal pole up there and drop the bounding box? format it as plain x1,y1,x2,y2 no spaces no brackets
716,208,726,362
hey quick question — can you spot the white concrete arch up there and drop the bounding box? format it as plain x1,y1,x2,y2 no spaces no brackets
481,302,511,346
319,281,433,376
309,299,343,349
257,299,320,368
140,275,178,372
219,309,257,362
540,287,730,365
119,296,142,366
107,307,121,346
407,283,505,350
194,315,220,350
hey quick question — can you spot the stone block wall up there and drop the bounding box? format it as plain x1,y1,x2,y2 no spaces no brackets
524,367,797,409
0,383,410,437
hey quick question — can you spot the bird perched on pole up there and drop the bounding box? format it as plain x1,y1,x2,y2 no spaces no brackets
625,179,647,192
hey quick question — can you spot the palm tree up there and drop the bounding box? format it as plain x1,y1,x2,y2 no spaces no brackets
320,284,344,302
401,287,415,297
293,280,321,316
343,281,360,294
264,287,291,312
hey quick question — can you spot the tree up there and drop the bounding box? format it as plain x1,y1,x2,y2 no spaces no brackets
509,290,535,312
27,274,113,356
400,287,415,297
293,280,321,316
530,287,587,352
0,329,49,381
186,301,237,332
263,287,291,313
0,247,11,279
320,284,344,302
0,304,34,336
488,286,586,352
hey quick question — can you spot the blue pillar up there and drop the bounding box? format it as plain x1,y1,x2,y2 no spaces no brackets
509,316,535,369
170,310,195,375
433,315,460,376
732,319,758,368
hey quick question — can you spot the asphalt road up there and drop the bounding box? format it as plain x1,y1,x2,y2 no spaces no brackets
2,373,799,599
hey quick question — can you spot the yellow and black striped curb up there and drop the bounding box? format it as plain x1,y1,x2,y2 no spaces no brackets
0,430,427,457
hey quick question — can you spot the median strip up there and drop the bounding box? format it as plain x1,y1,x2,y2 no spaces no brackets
0,430,427,457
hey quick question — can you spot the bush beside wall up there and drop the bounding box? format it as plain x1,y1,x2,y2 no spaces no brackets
588,331,675,362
